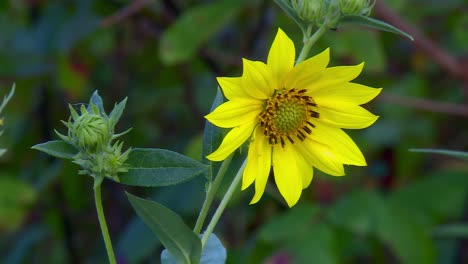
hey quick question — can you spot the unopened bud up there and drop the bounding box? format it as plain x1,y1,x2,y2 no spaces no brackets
73,113,108,150
292,0,325,24
339,0,374,16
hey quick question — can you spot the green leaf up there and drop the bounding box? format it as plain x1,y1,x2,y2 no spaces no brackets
126,192,201,264
409,148,468,160
159,0,245,64
273,0,308,33
31,140,78,159
162,234,226,264
119,148,208,187
202,87,224,167
339,15,414,41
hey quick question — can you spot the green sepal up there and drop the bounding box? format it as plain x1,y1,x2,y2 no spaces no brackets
112,127,133,140
31,140,79,159
109,97,128,129
119,148,208,187
409,148,468,160
126,192,202,264
339,15,414,41
88,90,105,114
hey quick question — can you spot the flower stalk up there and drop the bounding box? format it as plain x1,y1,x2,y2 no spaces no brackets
94,176,116,264
194,154,234,235
201,159,247,249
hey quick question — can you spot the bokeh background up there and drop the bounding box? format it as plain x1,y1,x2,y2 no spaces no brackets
1,0,468,263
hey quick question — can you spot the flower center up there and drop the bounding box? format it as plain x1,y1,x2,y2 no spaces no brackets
259,88,319,147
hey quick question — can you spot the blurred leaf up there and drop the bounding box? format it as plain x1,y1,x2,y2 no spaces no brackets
4,225,46,264
292,223,338,264
340,15,414,41
119,148,208,187
374,202,435,264
31,140,78,159
409,148,468,160
53,0,98,54
433,224,468,238
0,83,15,113
328,191,435,263
273,0,308,33
117,217,160,264
126,192,201,264
327,191,385,235
259,203,320,243
390,170,468,222
159,0,245,64
162,234,226,264
323,28,385,72
0,178,36,232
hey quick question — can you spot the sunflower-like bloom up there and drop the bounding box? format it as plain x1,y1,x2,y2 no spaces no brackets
205,28,381,207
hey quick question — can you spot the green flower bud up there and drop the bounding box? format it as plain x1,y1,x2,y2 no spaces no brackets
339,0,374,16
53,91,131,182
292,0,325,24
72,112,109,151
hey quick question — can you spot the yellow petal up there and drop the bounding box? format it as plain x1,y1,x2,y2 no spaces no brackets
272,145,303,207
297,138,345,176
304,63,364,94
309,121,366,166
267,28,295,86
314,83,382,106
242,59,276,99
293,145,314,189
206,122,256,161
217,77,251,100
318,105,379,129
205,99,263,128
245,128,272,204
284,48,330,90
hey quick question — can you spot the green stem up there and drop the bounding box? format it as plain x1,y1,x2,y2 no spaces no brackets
200,158,247,249
296,24,327,64
94,178,116,264
194,154,234,235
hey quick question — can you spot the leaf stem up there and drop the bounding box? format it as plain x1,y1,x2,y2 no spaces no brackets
94,177,116,264
296,24,327,64
194,154,234,235
200,158,246,249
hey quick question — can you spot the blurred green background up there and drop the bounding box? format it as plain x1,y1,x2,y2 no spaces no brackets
1,0,467,263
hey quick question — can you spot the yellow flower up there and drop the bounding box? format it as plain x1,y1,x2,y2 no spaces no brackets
205,28,381,207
